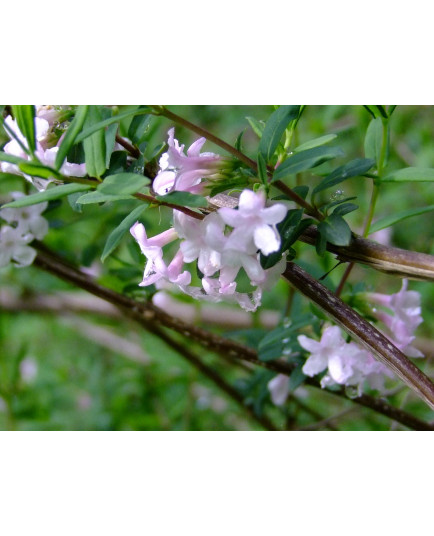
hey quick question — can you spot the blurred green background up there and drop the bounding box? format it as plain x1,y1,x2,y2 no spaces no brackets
0,105,433,430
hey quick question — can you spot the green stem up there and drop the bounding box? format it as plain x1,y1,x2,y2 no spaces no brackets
363,119,388,237
335,116,389,293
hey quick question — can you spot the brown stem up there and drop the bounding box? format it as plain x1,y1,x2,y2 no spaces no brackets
335,262,355,297
283,262,434,410
300,226,434,282
156,106,322,219
115,134,140,159
157,106,258,170
32,244,434,430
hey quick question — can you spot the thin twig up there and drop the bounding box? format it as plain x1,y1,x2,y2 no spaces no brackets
31,244,434,430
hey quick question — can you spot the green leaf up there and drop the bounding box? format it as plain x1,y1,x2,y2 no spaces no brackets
332,202,359,216
235,130,245,152
258,328,289,361
54,105,89,171
364,118,383,165
257,152,268,187
128,109,151,144
0,151,29,166
260,210,312,269
369,204,434,234
77,191,134,204
2,183,92,208
98,173,150,195
155,191,208,208
12,105,36,154
75,107,151,144
294,134,337,152
258,105,300,162
363,105,388,119
272,146,344,182
289,364,306,392
380,167,434,183
18,162,62,180
101,204,148,262
105,122,118,168
317,213,352,246
312,158,375,195
246,116,265,139
83,106,107,178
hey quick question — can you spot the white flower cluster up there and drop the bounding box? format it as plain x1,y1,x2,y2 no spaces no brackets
268,279,424,405
1,107,86,191
130,130,289,312
0,193,49,268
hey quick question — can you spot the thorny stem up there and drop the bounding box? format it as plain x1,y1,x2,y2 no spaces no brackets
32,244,434,430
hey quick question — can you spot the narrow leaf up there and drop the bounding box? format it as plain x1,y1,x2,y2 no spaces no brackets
259,105,300,162
101,204,148,262
380,167,434,183
155,191,208,208
2,183,92,208
273,146,344,182
83,106,107,178
294,134,337,152
364,118,383,166
98,173,150,195
257,152,268,186
317,214,352,246
0,151,29,166
12,105,36,154
55,105,89,170
75,107,151,144
18,162,62,180
246,116,265,139
312,158,375,195
128,110,151,144
332,202,359,216
77,192,134,204
370,204,434,233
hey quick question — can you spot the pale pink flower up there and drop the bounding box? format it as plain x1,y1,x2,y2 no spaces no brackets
299,325,347,377
173,211,223,276
366,280,423,358
152,128,224,195
267,374,290,406
0,192,48,239
299,325,395,395
130,222,191,287
218,189,287,256
0,225,36,267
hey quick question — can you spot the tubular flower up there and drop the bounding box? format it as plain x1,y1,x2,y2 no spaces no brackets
152,128,230,195
218,189,287,256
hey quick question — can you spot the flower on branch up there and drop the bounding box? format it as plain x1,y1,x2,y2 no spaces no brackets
0,192,49,268
1,112,86,191
130,188,288,312
152,128,231,195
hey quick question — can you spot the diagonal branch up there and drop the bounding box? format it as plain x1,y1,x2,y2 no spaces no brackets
32,244,434,430
283,262,434,410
